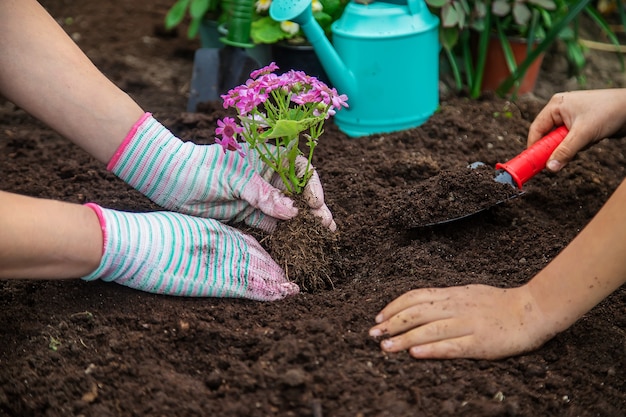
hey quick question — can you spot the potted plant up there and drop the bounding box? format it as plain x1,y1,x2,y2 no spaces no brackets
165,0,348,84
250,0,347,43
427,0,621,98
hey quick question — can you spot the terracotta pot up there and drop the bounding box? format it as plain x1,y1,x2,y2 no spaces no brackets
480,36,545,94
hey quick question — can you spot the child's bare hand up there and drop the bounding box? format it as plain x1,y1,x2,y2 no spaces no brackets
529,89,626,173
369,284,554,360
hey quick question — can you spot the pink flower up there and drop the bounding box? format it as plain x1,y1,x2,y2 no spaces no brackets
250,62,279,80
216,64,348,193
215,117,245,156
215,117,243,138
332,92,349,110
215,135,245,156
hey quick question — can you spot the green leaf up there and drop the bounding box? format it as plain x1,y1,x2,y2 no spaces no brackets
528,0,556,11
440,27,460,49
512,3,531,26
426,0,448,8
454,2,467,28
165,0,190,30
319,0,341,16
441,5,461,28
474,1,487,18
251,17,290,44
496,21,518,76
492,0,510,17
187,16,201,39
313,11,332,30
189,0,210,20
262,118,318,139
470,3,492,98
557,26,575,41
565,42,586,73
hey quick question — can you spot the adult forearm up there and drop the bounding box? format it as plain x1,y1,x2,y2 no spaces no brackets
0,0,143,163
0,191,102,279
528,179,626,332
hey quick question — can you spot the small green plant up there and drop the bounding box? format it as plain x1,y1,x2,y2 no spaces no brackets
49,335,61,351
165,0,348,44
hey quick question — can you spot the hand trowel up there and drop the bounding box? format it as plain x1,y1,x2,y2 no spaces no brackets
398,125,569,228
491,125,569,190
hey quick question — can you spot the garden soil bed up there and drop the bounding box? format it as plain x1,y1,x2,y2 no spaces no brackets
1,1,625,416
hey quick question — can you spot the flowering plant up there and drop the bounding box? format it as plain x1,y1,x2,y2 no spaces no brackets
251,0,348,45
215,62,348,194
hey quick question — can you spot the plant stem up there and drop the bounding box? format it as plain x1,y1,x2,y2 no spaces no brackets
470,5,491,99
444,46,463,91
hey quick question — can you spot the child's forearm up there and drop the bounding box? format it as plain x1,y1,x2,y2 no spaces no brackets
527,179,626,332
0,191,102,279
0,0,143,163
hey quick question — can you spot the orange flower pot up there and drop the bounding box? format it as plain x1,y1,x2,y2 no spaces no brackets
480,36,545,94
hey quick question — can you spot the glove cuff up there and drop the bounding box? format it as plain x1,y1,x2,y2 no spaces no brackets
81,203,107,282
107,112,152,171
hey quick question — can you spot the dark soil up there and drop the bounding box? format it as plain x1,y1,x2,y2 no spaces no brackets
389,163,525,228
1,1,625,416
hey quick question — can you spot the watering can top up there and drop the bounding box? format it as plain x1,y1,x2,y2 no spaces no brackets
271,0,438,38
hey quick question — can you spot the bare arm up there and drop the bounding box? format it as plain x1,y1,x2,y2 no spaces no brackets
526,177,626,330
369,179,626,360
0,0,143,163
0,191,102,279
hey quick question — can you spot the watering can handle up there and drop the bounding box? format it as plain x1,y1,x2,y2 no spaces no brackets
407,0,424,15
376,0,424,15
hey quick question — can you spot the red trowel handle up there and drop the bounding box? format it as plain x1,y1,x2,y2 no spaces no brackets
495,125,569,189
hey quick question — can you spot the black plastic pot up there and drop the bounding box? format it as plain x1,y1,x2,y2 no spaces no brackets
271,42,331,86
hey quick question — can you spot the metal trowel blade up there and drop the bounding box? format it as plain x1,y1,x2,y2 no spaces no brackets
416,163,524,228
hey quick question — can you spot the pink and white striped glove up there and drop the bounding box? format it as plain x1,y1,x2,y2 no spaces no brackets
81,203,299,300
108,113,335,232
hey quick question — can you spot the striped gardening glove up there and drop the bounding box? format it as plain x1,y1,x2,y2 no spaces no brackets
108,113,335,232
81,203,299,300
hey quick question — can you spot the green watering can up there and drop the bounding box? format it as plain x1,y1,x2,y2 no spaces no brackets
270,0,440,137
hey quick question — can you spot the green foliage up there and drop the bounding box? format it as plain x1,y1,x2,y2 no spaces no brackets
49,336,61,351
165,0,223,39
427,0,624,98
165,0,348,44
251,0,348,44
251,16,290,43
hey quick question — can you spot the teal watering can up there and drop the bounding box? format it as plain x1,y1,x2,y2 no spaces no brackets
269,0,440,137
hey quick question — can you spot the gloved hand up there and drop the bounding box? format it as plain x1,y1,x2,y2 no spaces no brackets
81,203,299,301
108,113,336,232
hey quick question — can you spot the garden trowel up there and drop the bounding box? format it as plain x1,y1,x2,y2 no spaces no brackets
405,125,569,228
490,125,569,190
187,0,261,112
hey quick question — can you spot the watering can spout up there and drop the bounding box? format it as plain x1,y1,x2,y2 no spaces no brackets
271,0,440,137
269,0,356,97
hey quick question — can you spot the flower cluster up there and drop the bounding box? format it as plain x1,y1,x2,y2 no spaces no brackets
216,62,348,194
